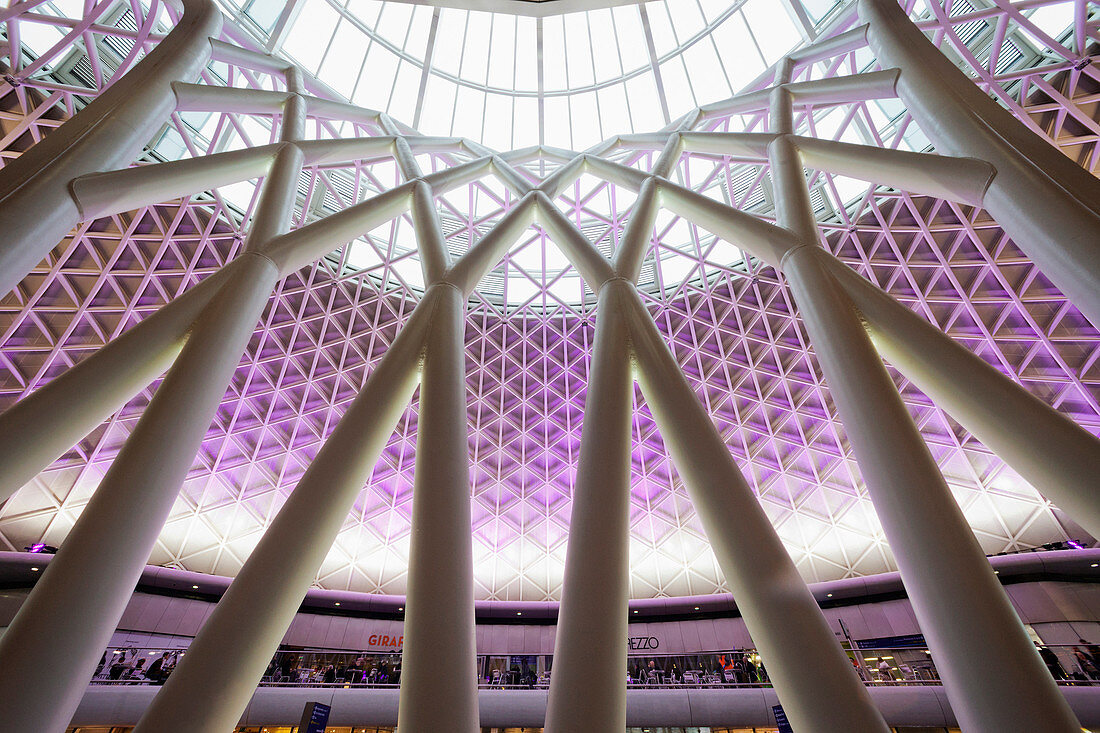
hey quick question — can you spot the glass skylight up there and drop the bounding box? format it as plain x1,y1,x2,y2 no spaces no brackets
188,0,1079,312
261,0,806,151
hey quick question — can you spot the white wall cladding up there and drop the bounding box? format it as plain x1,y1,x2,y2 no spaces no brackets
4,579,1097,656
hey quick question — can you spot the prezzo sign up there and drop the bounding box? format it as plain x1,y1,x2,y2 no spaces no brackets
627,636,660,650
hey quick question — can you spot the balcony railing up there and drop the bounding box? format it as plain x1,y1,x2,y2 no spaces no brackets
89,644,1100,690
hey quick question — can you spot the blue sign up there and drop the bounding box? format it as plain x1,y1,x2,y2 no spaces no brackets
298,701,331,733
773,704,793,733
854,633,927,650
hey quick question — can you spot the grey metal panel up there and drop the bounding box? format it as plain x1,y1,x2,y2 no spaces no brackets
0,589,27,626
171,599,205,638
1047,581,1093,621
133,593,172,633
522,622,542,654
341,616,369,649
870,686,956,727
1006,582,1061,623
857,602,892,638
474,620,489,653
116,593,150,630
153,593,189,635
878,599,920,636
479,690,549,727
506,623,525,653
323,615,350,648
681,686,779,727
280,612,312,646
72,686,160,727
695,618,720,651
676,618,703,653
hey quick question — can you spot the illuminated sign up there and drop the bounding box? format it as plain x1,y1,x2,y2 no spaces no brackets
299,702,331,733
627,636,659,650
366,633,403,649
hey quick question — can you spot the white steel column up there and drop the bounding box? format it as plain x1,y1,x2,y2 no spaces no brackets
398,283,480,733
821,256,1100,539
133,163,530,732
620,287,890,733
781,244,1080,732
544,281,635,733
0,262,238,503
858,0,1100,328
0,0,222,298
768,123,1079,730
130,291,434,733
0,251,278,733
0,75,311,727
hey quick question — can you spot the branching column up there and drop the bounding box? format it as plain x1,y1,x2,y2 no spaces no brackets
783,245,1080,732
821,257,1100,539
0,76,308,731
0,0,222,298
398,283,480,733
529,142,890,732
130,292,432,733
859,0,1100,328
132,175,539,732
620,287,890,733
544,281,635,733
769,129,1080,731
0,251,278,733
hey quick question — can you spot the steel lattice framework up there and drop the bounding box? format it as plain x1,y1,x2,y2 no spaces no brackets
1,0,1096,604
0,0,1099,731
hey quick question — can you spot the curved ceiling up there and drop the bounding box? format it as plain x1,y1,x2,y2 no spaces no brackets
0,0,1096,601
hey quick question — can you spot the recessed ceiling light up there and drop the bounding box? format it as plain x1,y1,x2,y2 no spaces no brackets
192,585,198,589
826,593,833,597
633,610,639,614
30,567,38,571
516,611,522,615
694,606,700,610
398,607,403,611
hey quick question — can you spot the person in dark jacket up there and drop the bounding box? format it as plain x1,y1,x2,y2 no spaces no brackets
147,652,171,685
1038,645,1067,680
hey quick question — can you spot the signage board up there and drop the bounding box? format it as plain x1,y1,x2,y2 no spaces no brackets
298,701,331,733
854,633,927,650
773,704,793,733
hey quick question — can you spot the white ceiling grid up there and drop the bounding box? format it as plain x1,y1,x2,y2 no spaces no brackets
0,0,1096,600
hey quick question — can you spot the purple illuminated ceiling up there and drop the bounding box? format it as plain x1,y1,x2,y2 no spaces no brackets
0,0,1098,601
